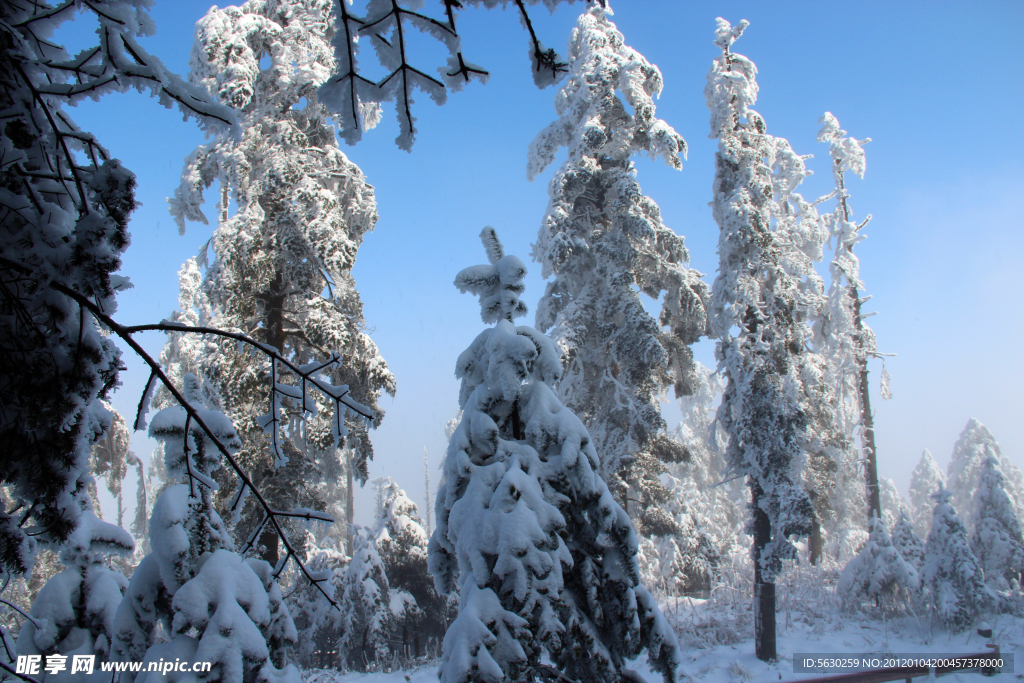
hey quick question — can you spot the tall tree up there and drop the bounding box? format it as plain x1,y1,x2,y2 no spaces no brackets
0,0,233,584
922,486,995,629
430,228,681,683
970,455,1024,591
816,112,890,523
908,449,945,538
528,3,707,539
947,419,1024,535
704,18,815,662
168,0,395,562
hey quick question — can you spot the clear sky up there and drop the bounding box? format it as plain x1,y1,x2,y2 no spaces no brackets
58,0,1024,528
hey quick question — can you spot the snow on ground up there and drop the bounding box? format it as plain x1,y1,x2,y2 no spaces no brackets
301,598,1023,683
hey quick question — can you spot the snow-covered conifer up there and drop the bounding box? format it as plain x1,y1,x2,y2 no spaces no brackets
337,525,391,672
288,543,347,669
528,3,707,541
970,456,1024,591
375,478,451,660
430,228,681,683
909,449,944,538
16,510,134,675
815,112,888,523
0,0,232,578
838,514,918,613
704,18,814,661
947,419,1024,535
922,486,995,630
891,511,926,574
879,477,904,531
167,0,395,562
112,375,301,682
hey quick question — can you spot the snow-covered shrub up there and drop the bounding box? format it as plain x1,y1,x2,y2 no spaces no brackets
922,487,995,630
430,228,681,683
970,456,1024,592
111,374,300,682
838,514,919,613
16,511,134,678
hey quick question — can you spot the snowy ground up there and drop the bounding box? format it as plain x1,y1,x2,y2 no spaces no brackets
301,599,1024,683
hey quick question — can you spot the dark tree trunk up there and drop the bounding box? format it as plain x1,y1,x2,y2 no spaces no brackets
853,285,881,524
752,484,776,662
346,446,355,556
260,269,288,566
835,169,881,525
808,515,823,566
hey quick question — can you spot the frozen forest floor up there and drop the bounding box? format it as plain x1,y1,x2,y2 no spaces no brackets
301,599,1024,683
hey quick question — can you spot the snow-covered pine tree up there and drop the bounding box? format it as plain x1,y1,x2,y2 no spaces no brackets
337,525,391,672
16,509,134,678
947,419,1024,536
879,477,904,531
168,0,395,562
375,478,451,661
922,486,995,630
838,513,918,614
970,455,1024,591
528,3,707,543
0,0,232,582
111,374,301,682
909,449,944,538
891,510,926,574
704,18,815,662
430,228,681,683
815,112,888,523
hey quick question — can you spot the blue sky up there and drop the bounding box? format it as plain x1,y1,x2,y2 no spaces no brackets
58,0,1024,526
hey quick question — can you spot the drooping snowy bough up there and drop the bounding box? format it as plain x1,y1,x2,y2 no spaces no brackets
430,228,681,683
528,3,708,542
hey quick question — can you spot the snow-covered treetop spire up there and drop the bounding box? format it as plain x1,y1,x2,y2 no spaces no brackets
706,18,758,143
454,226,529,324
528,2,686,181
818,112,870,180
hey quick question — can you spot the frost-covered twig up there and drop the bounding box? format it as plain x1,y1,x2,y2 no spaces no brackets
320,0,585,149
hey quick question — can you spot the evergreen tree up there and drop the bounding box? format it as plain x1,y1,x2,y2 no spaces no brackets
838,514,918,614
970,455,1024,591
288,543,347,669
908,449,945,538
704,18,814,662
337,525,391,672
111,374,301,682
430,228,681,683
0,0,232,580
922,486,994,630
375,478,452,660
947,419,1024,535
891,510,926,574
528,3,707,542
16,510,134,678
167,0,395,562
815,112,889,523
